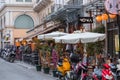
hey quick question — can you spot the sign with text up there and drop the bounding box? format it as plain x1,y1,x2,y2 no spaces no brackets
79,17,93,23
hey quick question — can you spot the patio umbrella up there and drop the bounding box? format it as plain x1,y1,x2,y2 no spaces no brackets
54,31,106,65
54,31,106,44
38,31,68,40
37,34,45,40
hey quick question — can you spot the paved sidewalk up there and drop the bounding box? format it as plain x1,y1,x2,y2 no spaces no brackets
15,61,57,79
0,58,57,80
15,61,35,69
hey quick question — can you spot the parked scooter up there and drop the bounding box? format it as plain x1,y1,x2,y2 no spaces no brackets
102,64,114,80
92,66,102,80
1,47,16,63
6,49,16,63
116,59,120,79
1,48,9,59
110,63,117,80
68,53,90,80
75,62,89,80
56,57,71,80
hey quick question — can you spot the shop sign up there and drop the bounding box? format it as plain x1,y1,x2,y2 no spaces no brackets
104,0,120,14
79,17,93,23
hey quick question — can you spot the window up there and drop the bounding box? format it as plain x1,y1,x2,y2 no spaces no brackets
16,0,32,2
16,0,23,2
14,15,34,29
25,0,32,2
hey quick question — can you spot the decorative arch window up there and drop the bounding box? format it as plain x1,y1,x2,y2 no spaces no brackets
14,14,34,29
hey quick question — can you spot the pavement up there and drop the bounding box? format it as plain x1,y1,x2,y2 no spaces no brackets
15,60,57,78
15,61,35,69
0,58,57,80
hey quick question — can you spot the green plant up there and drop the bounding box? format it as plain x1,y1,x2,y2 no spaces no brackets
86,41,104,56
93,24,105,33
55,43,65,56
86,25,105,56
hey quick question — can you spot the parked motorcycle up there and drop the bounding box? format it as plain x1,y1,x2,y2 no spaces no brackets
102,64,114,80
110,63,117,80
92,66,102,80
1,47,16,63
76,63,89,80
116,59,120,79
1,48,9,59
6,50,16,63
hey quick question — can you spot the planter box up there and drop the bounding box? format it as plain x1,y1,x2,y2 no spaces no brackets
43,67,50,74
52,70,58,77
36,65,42,71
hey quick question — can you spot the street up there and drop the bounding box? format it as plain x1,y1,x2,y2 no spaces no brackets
0,58,56,80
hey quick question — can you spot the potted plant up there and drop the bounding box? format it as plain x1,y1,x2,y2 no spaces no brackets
32,39,43,71
43,52,50,74
52,69,58,77
36,64,42,71
43,65,50,74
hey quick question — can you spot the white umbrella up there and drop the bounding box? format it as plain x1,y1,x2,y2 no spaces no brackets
38,31,68,40
37,34,45,40
54,31,106,65
54,31,106,44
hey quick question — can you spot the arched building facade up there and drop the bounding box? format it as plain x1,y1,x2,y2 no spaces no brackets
0,0,38,48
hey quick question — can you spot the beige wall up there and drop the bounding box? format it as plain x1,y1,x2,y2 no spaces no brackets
13,29,28,38
0,2,38,47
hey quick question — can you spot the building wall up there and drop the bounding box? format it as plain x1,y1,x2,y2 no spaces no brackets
0,0,38,48
26,0,98,39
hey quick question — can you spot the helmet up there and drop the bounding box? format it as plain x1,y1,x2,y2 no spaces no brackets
103,64,110,69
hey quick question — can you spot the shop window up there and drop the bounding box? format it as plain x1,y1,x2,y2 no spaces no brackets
14,14,34,29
